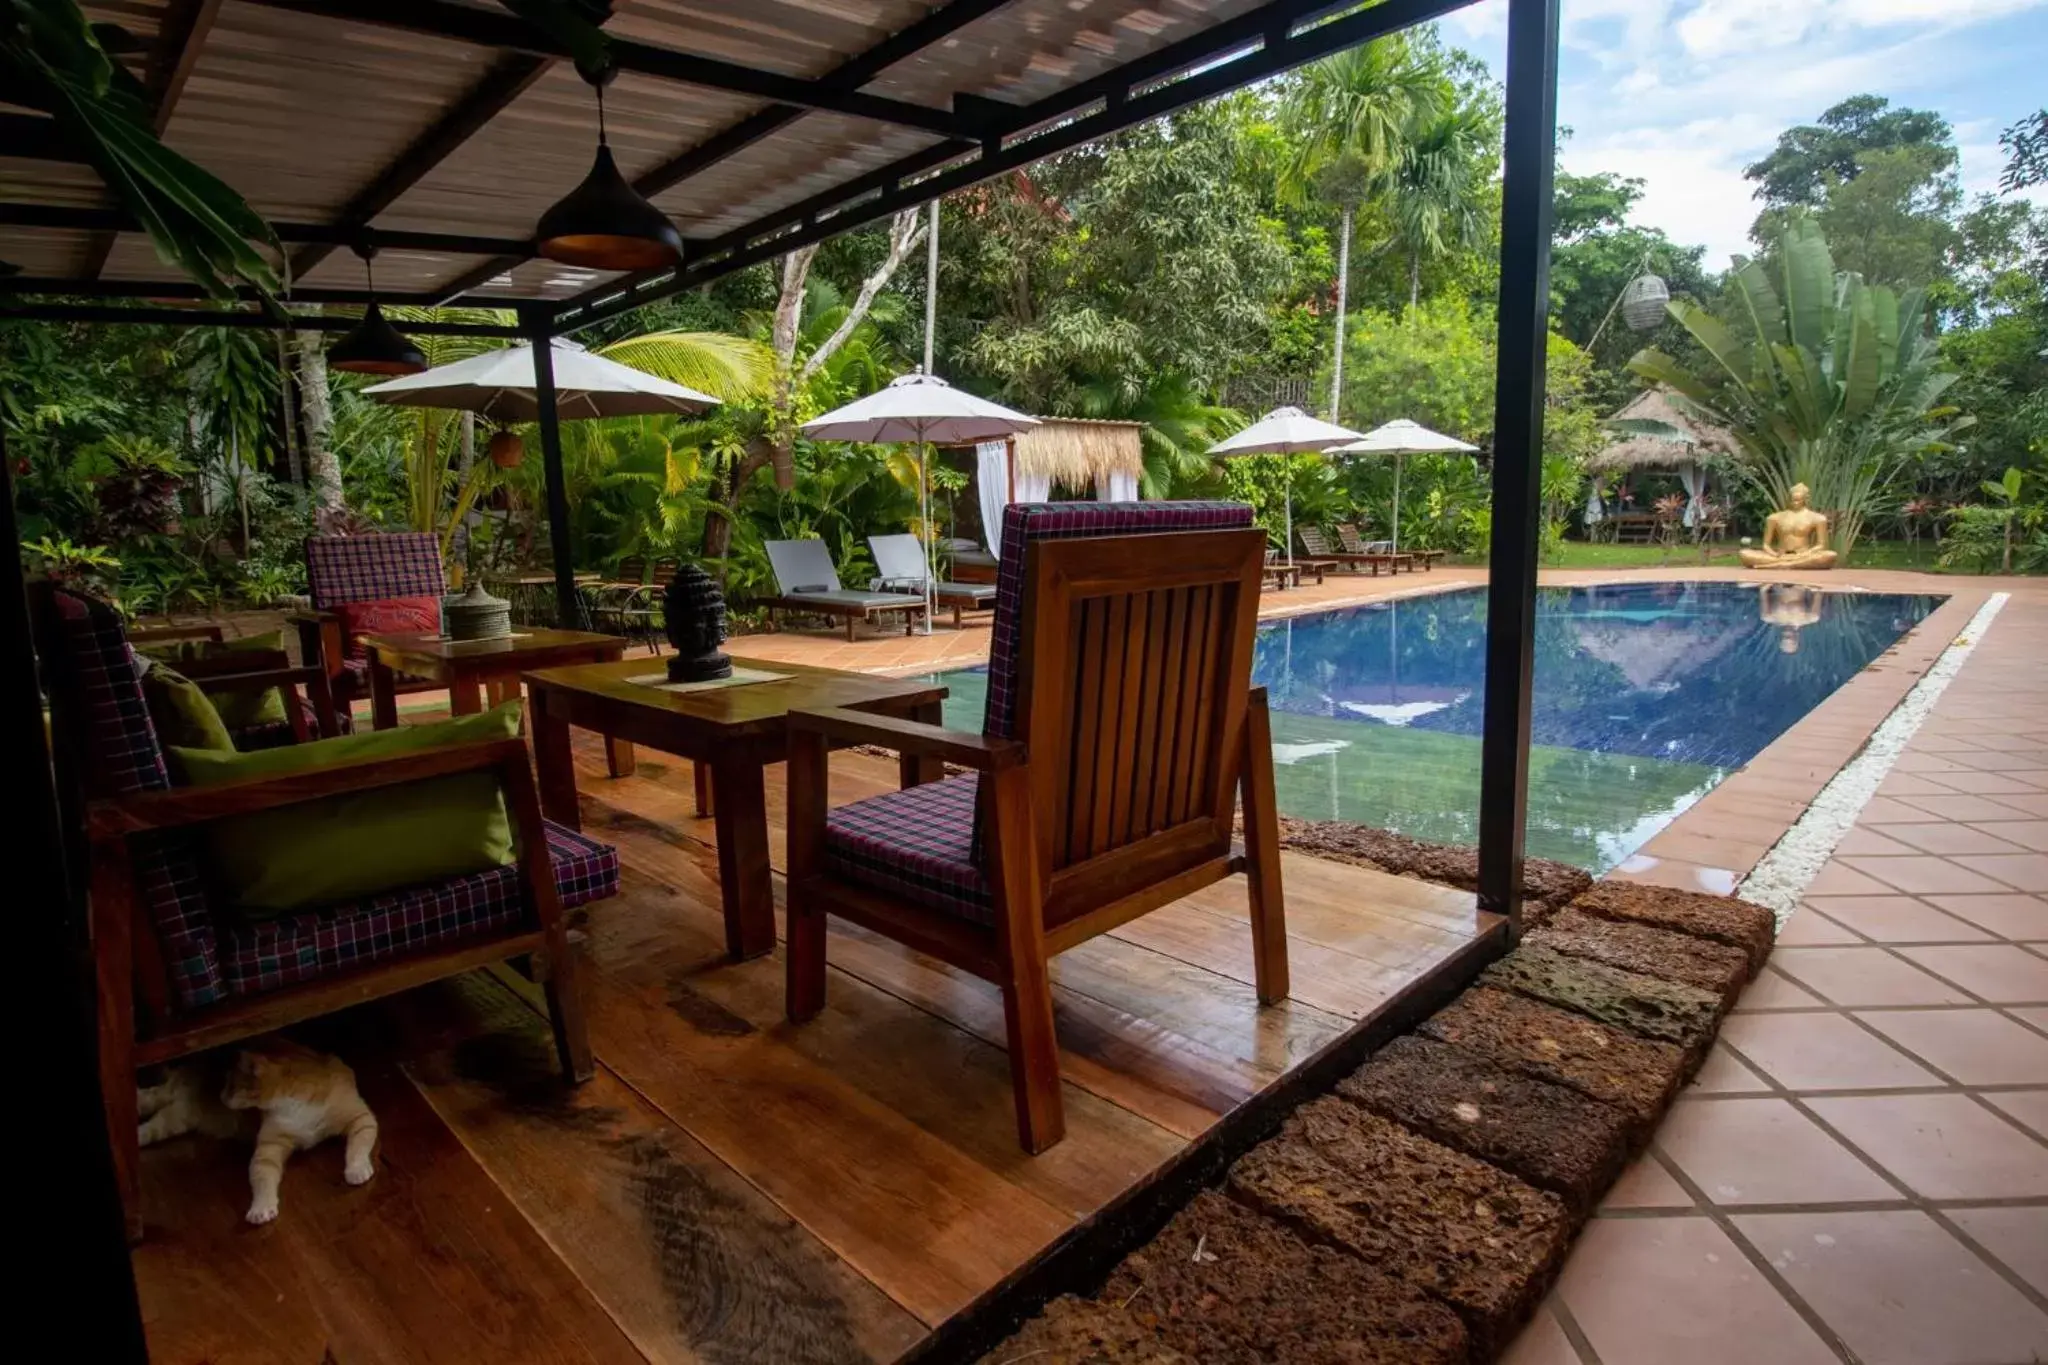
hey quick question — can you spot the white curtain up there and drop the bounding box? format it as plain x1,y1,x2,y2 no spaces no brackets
1678,461,1708,527
1094,468,1139,502
1584,483,1605,526
975,440,1009,556
1015,469,1051,503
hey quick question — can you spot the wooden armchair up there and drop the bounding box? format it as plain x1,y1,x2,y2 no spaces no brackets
36,586,620,1238
784,502,1288,1152
295,531,447,716
131,621,343,747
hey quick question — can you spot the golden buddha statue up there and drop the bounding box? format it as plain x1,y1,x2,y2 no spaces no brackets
1740,482,1837,570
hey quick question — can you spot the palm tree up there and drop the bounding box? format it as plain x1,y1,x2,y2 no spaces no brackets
1279,40,1448,421
1385,98,1499,308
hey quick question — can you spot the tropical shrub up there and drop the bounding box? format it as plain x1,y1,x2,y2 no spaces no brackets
1941,467,2045,574
1629,216,1972,557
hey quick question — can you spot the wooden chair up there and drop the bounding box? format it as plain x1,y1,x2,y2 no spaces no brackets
130,621,344,746
36,585,621,1238
784,502,1288,1152
1304,524,1410,575
1262,547,1301,590
1337,523,1440,572
295,532,447,718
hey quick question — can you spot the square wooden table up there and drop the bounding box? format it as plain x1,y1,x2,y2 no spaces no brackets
522,656,947,961
360,627,628,738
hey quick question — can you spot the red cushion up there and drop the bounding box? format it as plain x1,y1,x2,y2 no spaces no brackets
336,595,441,657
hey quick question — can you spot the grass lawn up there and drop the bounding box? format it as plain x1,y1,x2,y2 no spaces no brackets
1537,539,1969,573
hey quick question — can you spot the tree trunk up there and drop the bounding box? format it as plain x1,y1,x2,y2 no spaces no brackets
1328,206,1351,423
1409,250,1421,309
296,327,341,514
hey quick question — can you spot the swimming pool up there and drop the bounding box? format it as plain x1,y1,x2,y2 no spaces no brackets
924,580,1942,872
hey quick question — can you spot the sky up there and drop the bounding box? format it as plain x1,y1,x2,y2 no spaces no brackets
1441,0,2048,270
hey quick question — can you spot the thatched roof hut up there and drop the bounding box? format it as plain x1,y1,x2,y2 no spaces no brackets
1590,389,1740,474
1011,418,1145,490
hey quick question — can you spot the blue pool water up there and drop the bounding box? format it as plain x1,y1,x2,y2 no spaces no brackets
928,581,1941,872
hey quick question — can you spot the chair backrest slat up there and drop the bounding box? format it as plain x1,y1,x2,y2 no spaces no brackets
995,509,1264,923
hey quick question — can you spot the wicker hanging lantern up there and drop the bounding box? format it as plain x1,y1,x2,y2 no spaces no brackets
1621,273,1671,331
487,428,524,468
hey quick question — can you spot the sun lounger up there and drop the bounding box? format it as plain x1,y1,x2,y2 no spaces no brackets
1300,525,1411,575
1337,523,1438,571
869,533,998,628
764,539,927,641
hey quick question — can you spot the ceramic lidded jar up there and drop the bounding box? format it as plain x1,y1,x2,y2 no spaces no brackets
443,581,513,641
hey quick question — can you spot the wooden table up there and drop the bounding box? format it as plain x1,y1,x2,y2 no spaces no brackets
523,656,948,961
361,627,627,740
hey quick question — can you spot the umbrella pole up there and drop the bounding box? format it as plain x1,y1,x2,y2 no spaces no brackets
1391,454,1402,555
921,440,934,636
1284,478,1295,567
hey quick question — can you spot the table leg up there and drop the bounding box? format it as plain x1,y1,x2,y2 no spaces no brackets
710,756,776,961
486,676,519,709
692,761,713,818
531,692,580,831
605,736,636,778
449,678,484,715
901,700,944,789
369,656,399,731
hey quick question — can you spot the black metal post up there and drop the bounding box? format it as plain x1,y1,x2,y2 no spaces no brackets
525,308,581,628
0,423,150,1358
1476,0,1560,930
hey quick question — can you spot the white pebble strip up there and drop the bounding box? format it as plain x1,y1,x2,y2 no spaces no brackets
1737,592,2010,924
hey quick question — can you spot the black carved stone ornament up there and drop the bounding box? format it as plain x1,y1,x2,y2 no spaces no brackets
664,563,733,683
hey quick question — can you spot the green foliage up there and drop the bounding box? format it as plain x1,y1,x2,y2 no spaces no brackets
1941,466,2047,574
1745,95,1954,211
1629,216,1971,556
1999,110,2047,192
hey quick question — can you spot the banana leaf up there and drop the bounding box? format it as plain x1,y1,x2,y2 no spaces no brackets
1779,217,1834,358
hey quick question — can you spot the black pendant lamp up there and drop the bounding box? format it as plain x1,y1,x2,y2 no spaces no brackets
329,242,427,376
536,69,682,270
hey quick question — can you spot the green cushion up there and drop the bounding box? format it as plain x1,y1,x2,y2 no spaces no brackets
139,663,236,754
138,631,290,731
170,702,524,916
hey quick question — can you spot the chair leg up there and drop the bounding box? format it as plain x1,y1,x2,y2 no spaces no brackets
786,728,830,1022
1241,689,1290,1006
786,893,828,1022
987,766,1064,1152
1001,950,1065,1154
538,927,593,1084
89,850,143,1240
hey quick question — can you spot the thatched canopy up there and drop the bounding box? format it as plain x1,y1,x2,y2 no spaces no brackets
1011,419,1146,488
1590,389,1740,474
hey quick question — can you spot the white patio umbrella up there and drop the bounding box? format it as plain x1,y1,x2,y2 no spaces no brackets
801,371,1038,632
362,338,721,422
1332,418,1477,554
1207,406,1364,565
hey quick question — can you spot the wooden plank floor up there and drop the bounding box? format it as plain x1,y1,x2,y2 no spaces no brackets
132,733,1495,1364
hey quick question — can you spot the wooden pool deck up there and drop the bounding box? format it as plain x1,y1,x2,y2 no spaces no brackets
130,726,1501,1364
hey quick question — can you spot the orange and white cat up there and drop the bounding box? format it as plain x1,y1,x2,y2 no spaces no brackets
137,1039,378,1224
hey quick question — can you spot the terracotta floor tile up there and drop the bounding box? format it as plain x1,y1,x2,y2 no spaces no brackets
1806,1094,2048,1199
1733,967,1830,1012
1805,861,1899,897
1880,823,2032,857
1656,1098,1897,1206
1955,853,2048,893
1988,792,2048,818
1899,945,2048,1003
1953,749,2048,774
1879,773,1967,798
2015,1007,2048,1034
1802,896,1992,944
1984,1090,2048,1140
1972,819,2048,852
1925,893,2048,940
1892,753,1977,776
1600,1157,1695,1211
1834,827,1923,856
1901,791,2048,823
1498,1303,1583,1365
1777,910,1864,946
1689,1045,1773,1093
1925,770,2044,797
1856,1009,2048,1086
1947,1207,2048,1297
1721,1013,1941,1091
1838,856,2018,897
1557,1217,1838,1365
1731,1210,2048,1365
1770,948,1973,1007
1856,796,1944,824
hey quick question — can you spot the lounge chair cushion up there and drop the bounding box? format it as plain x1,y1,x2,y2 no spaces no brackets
221,821,616,997
138,662,236,754
823,774,992,922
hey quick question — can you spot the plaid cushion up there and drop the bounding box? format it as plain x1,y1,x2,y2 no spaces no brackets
823,774,991,923
984,502,1255,741
51,591,225,1006
305,532,445,610
220,820,619,997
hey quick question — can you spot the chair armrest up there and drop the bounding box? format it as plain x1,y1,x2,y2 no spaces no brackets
87,739,532,838
129,622,225,646
788,706,1025,772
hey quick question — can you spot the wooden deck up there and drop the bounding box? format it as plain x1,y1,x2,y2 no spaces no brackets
131,733,1499,1364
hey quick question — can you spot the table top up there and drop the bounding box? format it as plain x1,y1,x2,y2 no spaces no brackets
362,627,625,670
522,654,947,739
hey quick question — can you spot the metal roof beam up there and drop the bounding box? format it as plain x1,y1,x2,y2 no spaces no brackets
0,204,531,258
241,0,978,137
0,300,524,336
287,53,554,282
557,0,1465,329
